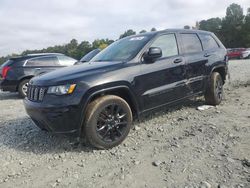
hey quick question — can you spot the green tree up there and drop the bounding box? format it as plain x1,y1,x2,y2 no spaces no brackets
151,28,157,32
119,29,136,39
64,39,79,59
199,18,222,32
184,25,190,29
242,8,250,47
199,17,222,39
92,39,113,50
77,41,92,59
221,3,245,47
139,30,147,34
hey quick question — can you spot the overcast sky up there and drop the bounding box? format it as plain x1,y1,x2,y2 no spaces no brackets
0,0,249,56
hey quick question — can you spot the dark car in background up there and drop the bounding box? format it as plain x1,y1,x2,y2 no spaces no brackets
75,49,101,65
0,53,77,97
227,48,246,59
24,29,228,149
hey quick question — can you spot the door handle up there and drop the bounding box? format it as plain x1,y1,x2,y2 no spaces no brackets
204,53,211,57
35,68,41,70
173,58,183,64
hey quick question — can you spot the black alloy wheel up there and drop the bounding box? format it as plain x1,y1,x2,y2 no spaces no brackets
84,95,133,149
205,72,224,105
96,104,128,143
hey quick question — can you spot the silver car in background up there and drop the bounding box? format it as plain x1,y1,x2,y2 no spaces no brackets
242,48,250,59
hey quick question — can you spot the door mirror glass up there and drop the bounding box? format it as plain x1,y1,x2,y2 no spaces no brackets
144,47,162,63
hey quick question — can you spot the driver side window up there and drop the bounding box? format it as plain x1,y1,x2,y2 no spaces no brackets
150,34,178,58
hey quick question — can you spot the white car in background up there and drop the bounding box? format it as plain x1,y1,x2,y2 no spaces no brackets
242,48,250,59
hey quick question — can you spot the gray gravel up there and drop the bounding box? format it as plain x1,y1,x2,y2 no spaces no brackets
0,60,250,188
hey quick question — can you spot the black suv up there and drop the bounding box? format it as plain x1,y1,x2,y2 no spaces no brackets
24,29,228,149
0,53,76,97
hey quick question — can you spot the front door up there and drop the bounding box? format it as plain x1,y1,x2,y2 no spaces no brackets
136,33,189,111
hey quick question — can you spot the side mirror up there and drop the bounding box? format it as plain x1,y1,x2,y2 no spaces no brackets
143,47,162,63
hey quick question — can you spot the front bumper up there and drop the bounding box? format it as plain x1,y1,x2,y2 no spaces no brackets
24,98,83,136
0,79,18,92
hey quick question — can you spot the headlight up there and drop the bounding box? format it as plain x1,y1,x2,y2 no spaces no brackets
47,84,76,95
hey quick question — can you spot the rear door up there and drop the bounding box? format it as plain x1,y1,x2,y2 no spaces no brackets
198,32,225,76
137,33,189,110
179,33,207,94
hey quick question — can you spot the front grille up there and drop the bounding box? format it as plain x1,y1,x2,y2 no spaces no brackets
27,85,46,102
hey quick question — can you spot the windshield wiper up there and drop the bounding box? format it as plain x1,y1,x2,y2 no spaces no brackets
94,60,107,62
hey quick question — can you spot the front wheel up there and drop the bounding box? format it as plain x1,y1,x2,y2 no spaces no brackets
205,72,224,105
84,95,133,149
18,79,30,98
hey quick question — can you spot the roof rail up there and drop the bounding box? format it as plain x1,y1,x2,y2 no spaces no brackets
26,53,63,56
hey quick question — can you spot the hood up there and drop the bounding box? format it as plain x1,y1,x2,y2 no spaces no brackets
31,61,123,86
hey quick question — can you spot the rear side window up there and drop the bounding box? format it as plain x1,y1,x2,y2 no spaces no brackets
150,34,178,58
25,56,59,67
199,33,219,50
57,55,76,66
180,33,202,54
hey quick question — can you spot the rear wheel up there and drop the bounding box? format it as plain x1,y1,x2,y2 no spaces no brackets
84,95,133,149
18,79,30,98
205,72,223,105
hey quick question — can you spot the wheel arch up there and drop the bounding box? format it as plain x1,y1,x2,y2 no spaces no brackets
78,85,140,137
211,65,227,84
17,76,33,90
86,85,139,119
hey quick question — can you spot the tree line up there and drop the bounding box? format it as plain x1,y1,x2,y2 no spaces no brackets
0,3,249,65
0,28,156,65
198,3,250,49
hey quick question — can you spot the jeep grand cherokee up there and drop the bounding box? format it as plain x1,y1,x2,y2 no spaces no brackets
24,29,228,149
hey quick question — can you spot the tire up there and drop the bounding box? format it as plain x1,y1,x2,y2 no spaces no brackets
205,72,223,106
84,95,133,149
18,79,30,98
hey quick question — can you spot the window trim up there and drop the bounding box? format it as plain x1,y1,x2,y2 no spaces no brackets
23,56,59,67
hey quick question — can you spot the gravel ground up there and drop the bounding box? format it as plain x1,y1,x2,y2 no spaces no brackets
0,60,249,188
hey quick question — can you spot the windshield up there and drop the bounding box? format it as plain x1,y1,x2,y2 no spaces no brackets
91,35,151,62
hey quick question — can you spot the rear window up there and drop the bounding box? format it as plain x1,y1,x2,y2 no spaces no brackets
25,56,59,67
1,60,13,67
180,33,202,54
57,55,76,66
199,33,219,50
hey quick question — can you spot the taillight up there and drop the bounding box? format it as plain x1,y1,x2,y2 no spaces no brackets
2,66,11,79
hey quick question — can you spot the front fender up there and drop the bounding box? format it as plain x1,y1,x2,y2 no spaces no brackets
78,82,139,135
